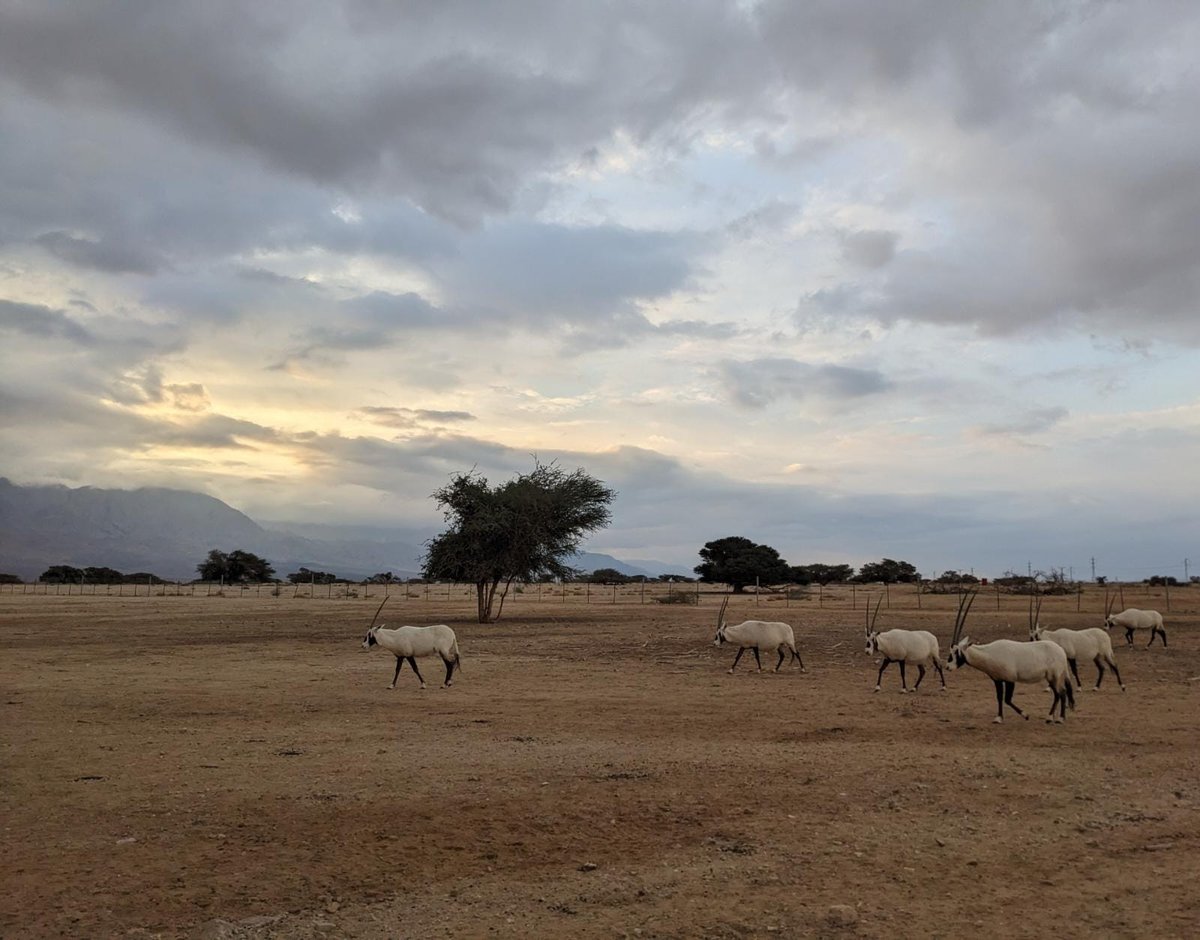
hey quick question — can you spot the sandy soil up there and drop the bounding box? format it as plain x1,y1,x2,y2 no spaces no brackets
2,587,1198,939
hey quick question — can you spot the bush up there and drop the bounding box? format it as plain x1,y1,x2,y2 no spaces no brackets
655,592,697,605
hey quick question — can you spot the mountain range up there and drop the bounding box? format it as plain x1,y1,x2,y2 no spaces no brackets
0,478,682,582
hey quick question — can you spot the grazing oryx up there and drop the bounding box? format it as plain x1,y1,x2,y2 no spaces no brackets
1030,594,1124,691
946,590,1076,723
864,595,945,693
1104,594,1167,649
712,597,805,674
361,597,462,690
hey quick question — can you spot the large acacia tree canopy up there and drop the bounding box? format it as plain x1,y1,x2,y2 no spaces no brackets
694,535,790,592
423,461,616,621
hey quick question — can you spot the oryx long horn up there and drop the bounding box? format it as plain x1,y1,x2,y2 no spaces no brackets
952,588,976,645
868,595,883,632
717,595,729,629
368,595,390,630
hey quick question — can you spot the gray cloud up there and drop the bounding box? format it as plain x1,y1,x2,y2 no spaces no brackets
35,230,163,275
972,407,1069,439
356,406,476,429
719,358,892,409
0,298,95,345
840,230,899,269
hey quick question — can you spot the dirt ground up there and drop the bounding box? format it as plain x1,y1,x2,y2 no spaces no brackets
2,587,1198,939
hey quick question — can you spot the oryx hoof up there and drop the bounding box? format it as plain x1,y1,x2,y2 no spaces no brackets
992,717,1003,724
873,686,881,693
727,669,735,675
900,688,909,695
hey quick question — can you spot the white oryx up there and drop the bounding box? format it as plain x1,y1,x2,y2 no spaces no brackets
712,596,805,674
864,595,945,693
361,597,462,690
1104,595,1167,649
946,590,1076,723
1029,607,1124,692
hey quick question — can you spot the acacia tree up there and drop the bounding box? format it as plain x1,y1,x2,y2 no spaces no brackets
197,549,275,583
855,558,920,584
694,536,790,593
423,461,615,622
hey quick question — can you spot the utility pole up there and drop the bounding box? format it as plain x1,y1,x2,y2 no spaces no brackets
1186,558,1190,582
1091,556,1096,582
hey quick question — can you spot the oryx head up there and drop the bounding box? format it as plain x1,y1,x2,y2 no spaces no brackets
361,596,389,650
1102,592,1117,630
945,588,977,670
864,595,883,654
713,596,730,646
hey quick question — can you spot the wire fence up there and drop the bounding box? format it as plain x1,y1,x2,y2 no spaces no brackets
1,577,1192,614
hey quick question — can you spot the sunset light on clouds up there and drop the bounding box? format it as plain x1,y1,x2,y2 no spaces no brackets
1,1,1197,578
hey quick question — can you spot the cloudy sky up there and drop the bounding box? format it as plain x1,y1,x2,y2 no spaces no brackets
1,1,1197,579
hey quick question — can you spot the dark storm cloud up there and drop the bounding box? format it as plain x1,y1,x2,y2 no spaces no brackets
719,358,893,409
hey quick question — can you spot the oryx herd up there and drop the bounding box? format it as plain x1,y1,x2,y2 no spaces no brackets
360,586,1169,726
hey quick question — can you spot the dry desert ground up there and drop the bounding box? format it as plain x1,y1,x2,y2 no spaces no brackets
2,585,1198,939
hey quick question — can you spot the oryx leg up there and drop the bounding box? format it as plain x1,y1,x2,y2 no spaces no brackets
875,657,892,691
729,647,747,673
775,646,786,671
914,663,927,691
898,660,909,693
390,656,405,689
407,656,427,688
1105,656,1125,691
1003,681,1028,720
1067,658,1083,690
933,658,946,690
751,647,763,671
1125,629,1134,649
442,655,456,687
791,646,805,671
993,679,1005,722
1045,685,1063,723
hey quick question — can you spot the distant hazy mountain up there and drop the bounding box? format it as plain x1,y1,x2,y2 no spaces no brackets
0,479,678,581
0,478,422,581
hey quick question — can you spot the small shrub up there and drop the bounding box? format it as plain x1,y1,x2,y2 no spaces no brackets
655,592,697,605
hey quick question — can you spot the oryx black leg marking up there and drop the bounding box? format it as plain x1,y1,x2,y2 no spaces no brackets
730,647,746,671
1107,658,1123,688
1160,629,1167,647
751,647,762,670
1068,658,1082,689
442,656,455,686
915,663,926,690
793,648,804,670
1126,629,1134,649
407,656,426,686
1003,681,1026,718
775,647,786,671
1059,685,1068,719
994,679,1005,720
1093,655,1105,689
898,660,908,691
1046,684,1060,720
933,658,946,689
876,658,892,688
391,657,405,686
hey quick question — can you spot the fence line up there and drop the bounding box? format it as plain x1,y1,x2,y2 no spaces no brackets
0,578,1191,615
